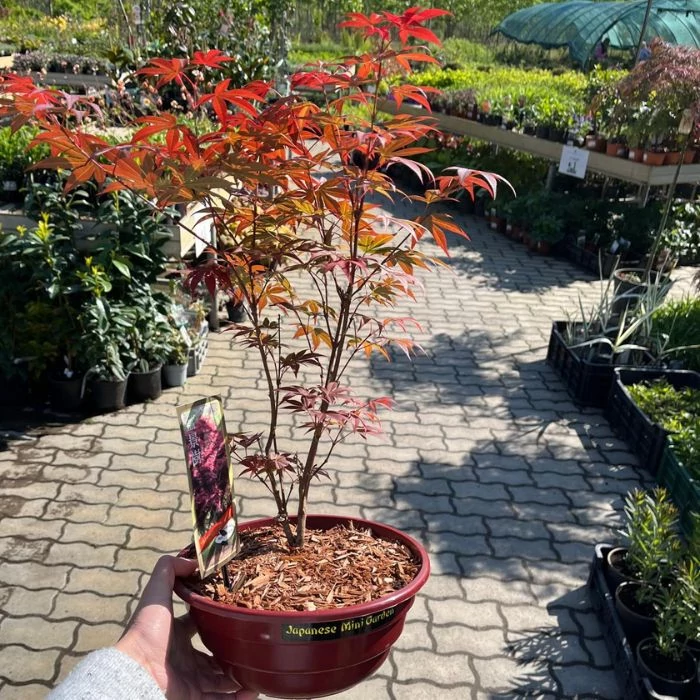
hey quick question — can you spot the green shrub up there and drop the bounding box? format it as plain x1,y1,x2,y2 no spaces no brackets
629,378,700,478
436,38,494,68
398,63,624,129
652,297,700,372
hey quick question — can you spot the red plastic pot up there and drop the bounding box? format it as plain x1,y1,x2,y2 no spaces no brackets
174,514,430,698
643,150,666,166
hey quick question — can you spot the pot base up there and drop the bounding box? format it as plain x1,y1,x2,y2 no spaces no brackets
175,515,430,698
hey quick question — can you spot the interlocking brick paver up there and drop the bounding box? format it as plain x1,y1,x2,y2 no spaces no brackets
50,591,131,623
0,615,77,649
0,645,59,683
42,500,110,523
1,211,695,698
0,560,70,590
72,621,123,653
127,526,188,552
0,586,57,616
0,682,51,699
432,623,506,656
65,566,142,595
46,541,117,568
114,546,162,573
105,504,172,528
394,649,474,684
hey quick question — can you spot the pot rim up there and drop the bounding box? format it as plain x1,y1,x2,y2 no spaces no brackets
174,513,430,621
637,637,698,684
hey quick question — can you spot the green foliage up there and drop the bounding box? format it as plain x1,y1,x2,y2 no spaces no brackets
530,213,563,244
435,37,494,68
662,201,700,264
80,296,134,381
0,175,174,384
619,488,682,603
0,126,48,191
629,378,700,479
0,10,113,55
290,42,347,66
651,297,700,373
402,63,620,130
146,0,273,87
166,328,190,365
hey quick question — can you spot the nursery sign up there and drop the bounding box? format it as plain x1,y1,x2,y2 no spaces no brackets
558,145,589,179
281,607,396,642
177,396,239,578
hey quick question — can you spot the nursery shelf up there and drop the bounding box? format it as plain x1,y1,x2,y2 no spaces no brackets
0,205,194,259
379,101,700,189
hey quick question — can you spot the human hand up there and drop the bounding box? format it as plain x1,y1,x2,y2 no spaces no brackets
116,556,257,700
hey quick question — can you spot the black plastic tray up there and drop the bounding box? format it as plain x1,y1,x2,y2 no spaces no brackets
547,322,653,408
605,368,700,476
588,544,681,700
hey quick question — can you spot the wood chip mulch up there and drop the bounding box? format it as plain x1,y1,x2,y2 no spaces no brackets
185,523,420,611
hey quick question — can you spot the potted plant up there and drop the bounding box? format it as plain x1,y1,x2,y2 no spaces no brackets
0,9,513,696
126,300,169,403
81,298,130,413
162,328,190,388
589,490,699,699
528,213,563,255
547,270,671,406
636,571,699,698
610,489,682,645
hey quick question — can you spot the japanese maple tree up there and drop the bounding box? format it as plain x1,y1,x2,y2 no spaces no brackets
0,7,507,548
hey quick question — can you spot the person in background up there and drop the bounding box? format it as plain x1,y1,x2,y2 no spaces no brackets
48,557,257,700
593,37,610,64
638,41,652,62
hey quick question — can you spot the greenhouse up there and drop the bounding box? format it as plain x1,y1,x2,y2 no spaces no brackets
494,0,700,66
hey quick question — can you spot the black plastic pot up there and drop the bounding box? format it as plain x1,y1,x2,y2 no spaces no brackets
129,365,163,403
48,375,85,412
226,301,246,323
612,268,672,315
162,363,187,388
615,582,656,648
637,638,698,699
589,544,675,699
549,128,566,143
91,377,128,413
605,547,635,593
535,125,550,139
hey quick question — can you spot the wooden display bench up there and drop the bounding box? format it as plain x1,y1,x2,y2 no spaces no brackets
19,71,109,91
0,205,193,259
379,100,700,190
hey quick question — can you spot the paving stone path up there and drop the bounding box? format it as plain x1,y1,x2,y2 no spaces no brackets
0,202,697,699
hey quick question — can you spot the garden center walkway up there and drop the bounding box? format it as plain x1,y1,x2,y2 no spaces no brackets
0,200,697,699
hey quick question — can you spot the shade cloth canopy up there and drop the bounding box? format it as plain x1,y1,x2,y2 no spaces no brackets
492,0,700,66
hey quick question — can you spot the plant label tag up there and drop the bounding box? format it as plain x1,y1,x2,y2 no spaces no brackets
558,145,589,179
180,325,193,348
679,109,694,136
177,396,239,578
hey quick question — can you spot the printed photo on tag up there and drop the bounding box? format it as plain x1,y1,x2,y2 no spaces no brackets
177,396,239,578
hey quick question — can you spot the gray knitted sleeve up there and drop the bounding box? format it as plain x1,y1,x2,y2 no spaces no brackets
47,647,165,700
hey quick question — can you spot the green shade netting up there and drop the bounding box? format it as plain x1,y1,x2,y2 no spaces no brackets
493,0,700,66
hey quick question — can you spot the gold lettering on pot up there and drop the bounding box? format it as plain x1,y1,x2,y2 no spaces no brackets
281,607,396,642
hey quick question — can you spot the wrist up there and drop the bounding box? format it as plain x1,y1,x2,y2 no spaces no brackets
116,635,166,693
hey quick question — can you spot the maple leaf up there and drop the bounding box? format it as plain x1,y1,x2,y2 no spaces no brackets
137,58,187,88
196,80,261,125
191,49,234,70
